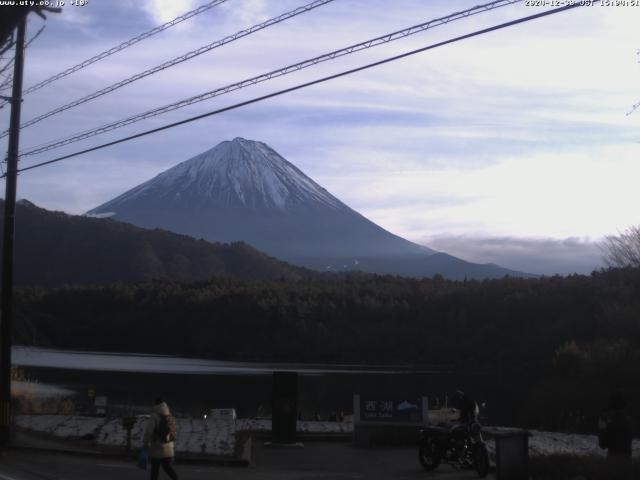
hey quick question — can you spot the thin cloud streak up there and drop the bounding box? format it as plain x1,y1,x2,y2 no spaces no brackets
423,235,605,275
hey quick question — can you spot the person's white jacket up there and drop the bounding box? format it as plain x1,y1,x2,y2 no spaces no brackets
143,402,175,459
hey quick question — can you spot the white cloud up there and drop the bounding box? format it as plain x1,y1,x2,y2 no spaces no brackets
337,144,640,242
142,0,199,24
221,0,269,25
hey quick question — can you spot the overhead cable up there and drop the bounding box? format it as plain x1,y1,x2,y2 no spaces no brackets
2,0,336,136
0,0,230,109
0,33,13,57
0,25,46,98
19,0,524,157
9,3,583,176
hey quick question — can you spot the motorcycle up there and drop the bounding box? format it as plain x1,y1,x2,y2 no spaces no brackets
418,416,490,477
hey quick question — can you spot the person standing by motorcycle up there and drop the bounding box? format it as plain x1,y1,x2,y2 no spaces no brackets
448,390,480,446
417,389,489,478
455,390,479,425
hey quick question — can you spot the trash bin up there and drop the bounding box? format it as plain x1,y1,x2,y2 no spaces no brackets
493,428,530,480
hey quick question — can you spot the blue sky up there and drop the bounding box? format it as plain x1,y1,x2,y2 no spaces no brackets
1,0,640,274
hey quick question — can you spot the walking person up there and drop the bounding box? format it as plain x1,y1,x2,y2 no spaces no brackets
143,398,179,480
598,391,633,480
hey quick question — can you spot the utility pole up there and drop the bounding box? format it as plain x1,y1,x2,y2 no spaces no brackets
0,16,26,447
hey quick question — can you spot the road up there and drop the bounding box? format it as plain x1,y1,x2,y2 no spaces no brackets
0,442,495,480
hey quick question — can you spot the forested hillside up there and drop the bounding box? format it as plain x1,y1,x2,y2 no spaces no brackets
13,267,640,432
14,267,639,367
0,200,308,287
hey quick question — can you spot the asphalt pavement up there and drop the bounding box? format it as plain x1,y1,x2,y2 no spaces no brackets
0,442,496,480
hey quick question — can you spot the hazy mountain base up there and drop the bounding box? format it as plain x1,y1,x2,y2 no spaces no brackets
296,252,533,279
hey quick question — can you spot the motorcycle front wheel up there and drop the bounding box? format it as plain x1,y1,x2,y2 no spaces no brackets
418,440,441,471
474,443,490,478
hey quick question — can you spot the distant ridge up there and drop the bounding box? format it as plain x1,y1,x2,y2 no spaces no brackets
1,199,307,287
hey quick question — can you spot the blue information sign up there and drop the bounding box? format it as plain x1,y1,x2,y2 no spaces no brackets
359,397,423,423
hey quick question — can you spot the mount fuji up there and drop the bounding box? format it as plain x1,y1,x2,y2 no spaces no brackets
88,138,530,279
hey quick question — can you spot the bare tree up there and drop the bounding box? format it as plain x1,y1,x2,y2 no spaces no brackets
600,225,640,268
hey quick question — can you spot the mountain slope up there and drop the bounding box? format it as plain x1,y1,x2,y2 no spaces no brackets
88,138,433,261
1,200,307,287
88,138,532,279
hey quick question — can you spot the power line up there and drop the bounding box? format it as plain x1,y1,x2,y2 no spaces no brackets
26,24,46,48
0,52,16,79
1,0,336,137
0,26,45,83
0,25,45,98
18,0,524,158
0,33,13,57
0,76,12,93
0,0,230,109
9,3,583,177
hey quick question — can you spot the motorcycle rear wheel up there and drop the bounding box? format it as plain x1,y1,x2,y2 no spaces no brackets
418,440,441,471
474,443,490,478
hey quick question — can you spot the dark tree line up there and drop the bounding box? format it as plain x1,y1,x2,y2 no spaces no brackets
12,267,640,433
13,267,640,370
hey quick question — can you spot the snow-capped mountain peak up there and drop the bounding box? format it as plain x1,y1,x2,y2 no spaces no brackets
101,138,344,212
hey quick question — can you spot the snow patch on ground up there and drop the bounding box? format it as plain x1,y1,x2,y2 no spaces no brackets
486,427,640,458
529,429,640,458
96,416,236,457
16,415,640,459
15,415,354,457
236,418,353,434
16,415,104,438
17,415,237,457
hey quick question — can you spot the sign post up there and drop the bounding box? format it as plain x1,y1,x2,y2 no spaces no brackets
270,372,301,446
353,394,428,446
